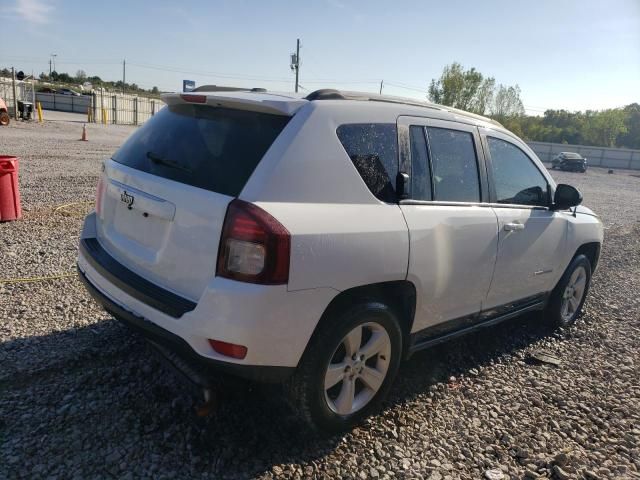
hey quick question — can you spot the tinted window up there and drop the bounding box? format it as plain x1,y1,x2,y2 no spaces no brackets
409,126,431,200
112,104,289,197
336,124,398,202
487,137,549,206
426,127,480,202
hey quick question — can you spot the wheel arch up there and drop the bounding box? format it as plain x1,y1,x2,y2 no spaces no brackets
302,280,417,363
575,242,601,272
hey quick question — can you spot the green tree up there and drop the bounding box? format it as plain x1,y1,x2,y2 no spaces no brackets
619,103,640,149
57,72,72,83
428,62,495,115
490,84,525,122
584,109,627,147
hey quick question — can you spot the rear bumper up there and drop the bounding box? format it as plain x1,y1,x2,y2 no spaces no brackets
77,212,337,375
79,238,196,318
78,266,294,383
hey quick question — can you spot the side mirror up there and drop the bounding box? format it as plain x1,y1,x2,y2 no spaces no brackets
552,184,583,210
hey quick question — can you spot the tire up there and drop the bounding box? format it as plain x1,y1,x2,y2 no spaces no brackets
287,302,403,433
546,255,592,327
0,111,9,126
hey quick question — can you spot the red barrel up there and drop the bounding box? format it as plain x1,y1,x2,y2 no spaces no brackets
0,156,22,222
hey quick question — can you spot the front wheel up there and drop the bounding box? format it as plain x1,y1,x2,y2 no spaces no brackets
546,255,592,327
288,302,403,433
0,111,9,126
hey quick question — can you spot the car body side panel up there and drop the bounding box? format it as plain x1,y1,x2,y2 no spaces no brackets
559,209,603,272
242,102,411,293
256,202,410,292
485,208,568,309
401,204,499,332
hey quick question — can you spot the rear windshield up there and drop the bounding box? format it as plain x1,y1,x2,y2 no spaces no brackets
112,104,290,196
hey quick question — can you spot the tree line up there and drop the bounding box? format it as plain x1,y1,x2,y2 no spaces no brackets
0,67,160,96
428,63,639,149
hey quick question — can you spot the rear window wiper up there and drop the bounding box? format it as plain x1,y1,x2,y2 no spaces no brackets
146,151,192,173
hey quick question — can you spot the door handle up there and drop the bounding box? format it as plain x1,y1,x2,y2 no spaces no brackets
504,222,525,232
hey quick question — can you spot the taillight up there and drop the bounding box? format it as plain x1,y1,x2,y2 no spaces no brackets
216,200,290,284
95,175,105,216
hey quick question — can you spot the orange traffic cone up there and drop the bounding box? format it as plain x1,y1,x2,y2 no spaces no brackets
81,124,88,141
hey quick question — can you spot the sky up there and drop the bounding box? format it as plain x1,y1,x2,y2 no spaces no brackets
1,0,638,115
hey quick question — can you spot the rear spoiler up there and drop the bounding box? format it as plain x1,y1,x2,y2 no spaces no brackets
162,92,306,116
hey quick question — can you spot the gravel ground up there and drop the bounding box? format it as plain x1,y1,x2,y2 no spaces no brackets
1,119,639,480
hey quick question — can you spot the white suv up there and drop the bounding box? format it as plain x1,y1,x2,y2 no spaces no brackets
78,88,603,432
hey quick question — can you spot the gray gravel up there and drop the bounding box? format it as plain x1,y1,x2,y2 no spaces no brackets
1,119,639,480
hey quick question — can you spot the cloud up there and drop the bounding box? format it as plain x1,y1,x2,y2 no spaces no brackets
14,0,53,25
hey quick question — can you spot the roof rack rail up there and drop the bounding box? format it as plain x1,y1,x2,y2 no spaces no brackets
304,89,503,127
192,85,267,93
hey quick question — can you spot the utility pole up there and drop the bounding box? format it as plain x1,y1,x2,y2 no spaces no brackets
11,67,18,120
290,39,300,93
51,54,57,73
122,59,126,95
295,39,300,93
49,59,52,77
379,80,384,95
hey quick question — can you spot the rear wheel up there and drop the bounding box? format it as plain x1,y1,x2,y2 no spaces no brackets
288,302,403,433
546,255,591,327
0,111,9,126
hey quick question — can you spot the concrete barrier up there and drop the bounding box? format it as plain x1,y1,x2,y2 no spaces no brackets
527,141,640,171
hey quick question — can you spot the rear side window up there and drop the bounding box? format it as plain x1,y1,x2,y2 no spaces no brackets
112,104,290,197
426,127,480,202
336,124,398,202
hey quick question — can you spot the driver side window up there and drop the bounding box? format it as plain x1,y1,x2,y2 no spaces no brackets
487,137,549,207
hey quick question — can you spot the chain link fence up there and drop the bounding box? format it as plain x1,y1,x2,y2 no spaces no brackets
2,77,164,125
36,90,164,125
0,77,35,116
90,90,164,125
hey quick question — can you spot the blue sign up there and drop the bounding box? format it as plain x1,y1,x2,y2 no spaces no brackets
183,80,196,92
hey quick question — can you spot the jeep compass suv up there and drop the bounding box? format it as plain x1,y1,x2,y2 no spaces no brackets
78,88,603,432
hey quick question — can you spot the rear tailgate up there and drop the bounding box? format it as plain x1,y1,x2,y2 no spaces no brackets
95,100,292,302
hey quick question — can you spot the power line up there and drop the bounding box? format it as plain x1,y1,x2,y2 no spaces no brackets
385,81,429,94
2,55,121,65
127,61,293,83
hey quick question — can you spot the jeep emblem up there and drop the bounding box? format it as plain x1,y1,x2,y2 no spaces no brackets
120,191,135,209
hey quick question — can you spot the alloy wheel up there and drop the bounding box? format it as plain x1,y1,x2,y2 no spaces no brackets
324,322,391,416
560,265,587,323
